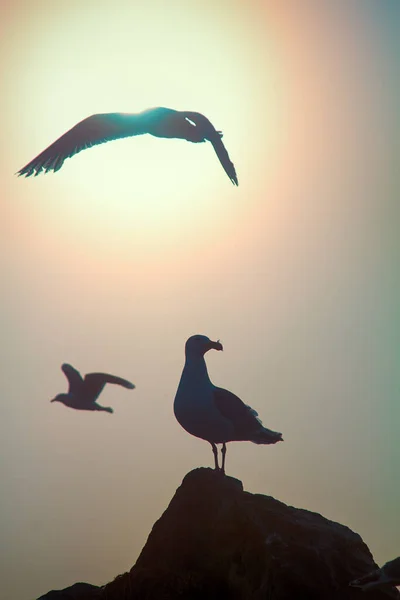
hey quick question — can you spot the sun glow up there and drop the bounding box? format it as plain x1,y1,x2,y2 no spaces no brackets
11,0,282,252
9,1,284,255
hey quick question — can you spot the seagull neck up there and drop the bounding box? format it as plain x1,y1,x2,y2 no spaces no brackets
184,354,211,382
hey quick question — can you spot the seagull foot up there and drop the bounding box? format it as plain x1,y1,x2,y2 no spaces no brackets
214,467,225,476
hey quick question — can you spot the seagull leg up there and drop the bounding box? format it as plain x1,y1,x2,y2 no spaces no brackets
221,443,227,475
210,442,219,471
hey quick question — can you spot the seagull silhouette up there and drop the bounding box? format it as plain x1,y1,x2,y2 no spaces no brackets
350,557,400,592
17,107,238,185
174,335,283,473
51,363,135,413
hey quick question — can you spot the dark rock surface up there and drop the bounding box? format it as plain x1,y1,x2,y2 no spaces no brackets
37,468,399,599
37,582,101,600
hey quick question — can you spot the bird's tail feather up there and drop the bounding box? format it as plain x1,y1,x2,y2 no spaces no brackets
94,404,114,414
251,427,283,445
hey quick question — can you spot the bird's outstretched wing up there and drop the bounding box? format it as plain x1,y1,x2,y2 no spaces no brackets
350,568,380,585
213,387,264,438
17,113,148,177
181,111,238,185
61,363,83,394
350,557,400,590
83,373,135,401
208,135,238,186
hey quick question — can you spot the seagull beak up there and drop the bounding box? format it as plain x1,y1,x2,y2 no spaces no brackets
210,339,223,351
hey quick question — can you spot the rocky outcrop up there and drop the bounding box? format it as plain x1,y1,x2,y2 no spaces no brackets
37,582,101,600
37,468,399,599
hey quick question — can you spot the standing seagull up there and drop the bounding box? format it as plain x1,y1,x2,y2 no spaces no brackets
17,107,238,185
174,335,283,473
51,363,135,413
350,557,400,592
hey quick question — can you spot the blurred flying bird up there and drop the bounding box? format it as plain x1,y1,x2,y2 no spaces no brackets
350,557,400,592
17,107,238,185
51,363,135,413
174,335,283,473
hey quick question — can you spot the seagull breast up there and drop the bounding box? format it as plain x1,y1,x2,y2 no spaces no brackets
174,358,234,443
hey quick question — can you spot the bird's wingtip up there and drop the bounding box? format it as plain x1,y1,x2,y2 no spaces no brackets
229,172,238,186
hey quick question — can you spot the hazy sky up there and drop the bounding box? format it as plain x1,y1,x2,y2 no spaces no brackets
1,1,399,598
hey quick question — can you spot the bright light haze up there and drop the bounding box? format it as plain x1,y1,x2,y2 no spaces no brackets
1,1,399,598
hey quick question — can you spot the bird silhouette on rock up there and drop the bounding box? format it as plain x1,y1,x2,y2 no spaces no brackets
174,335,283,473
17,107,238,185
51,363,135,413
350,556,400,592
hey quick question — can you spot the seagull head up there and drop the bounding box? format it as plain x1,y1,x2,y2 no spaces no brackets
50,393,67,404
185,335,223,358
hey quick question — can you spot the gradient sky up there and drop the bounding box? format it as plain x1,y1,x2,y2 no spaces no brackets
1,1,399,598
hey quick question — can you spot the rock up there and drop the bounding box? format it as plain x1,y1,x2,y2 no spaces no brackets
38,469,399,599
37,582,101,600
107,468,398,599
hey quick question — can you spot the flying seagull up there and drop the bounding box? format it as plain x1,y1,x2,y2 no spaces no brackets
51,363,135,413
17,107,238,185
174,335,283,473
350,557,400,592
